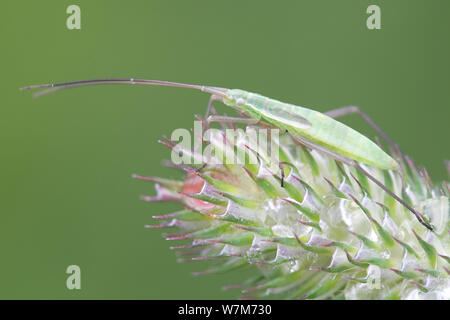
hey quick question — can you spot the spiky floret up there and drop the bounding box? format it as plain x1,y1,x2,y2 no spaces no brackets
136,123,450,300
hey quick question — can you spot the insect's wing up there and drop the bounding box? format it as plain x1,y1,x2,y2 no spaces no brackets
262,104,313,130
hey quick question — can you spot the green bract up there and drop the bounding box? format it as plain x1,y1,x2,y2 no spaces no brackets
138,125,450,300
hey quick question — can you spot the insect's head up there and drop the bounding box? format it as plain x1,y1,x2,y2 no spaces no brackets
223,89,250,111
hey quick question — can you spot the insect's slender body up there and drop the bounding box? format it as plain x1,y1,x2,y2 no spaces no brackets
20,78,432,230
224,89,399,171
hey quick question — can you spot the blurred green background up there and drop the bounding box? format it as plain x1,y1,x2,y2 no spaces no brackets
1,0,448,299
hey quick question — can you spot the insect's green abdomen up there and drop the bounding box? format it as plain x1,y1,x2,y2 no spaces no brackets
300,109,399,170
242,92,399,171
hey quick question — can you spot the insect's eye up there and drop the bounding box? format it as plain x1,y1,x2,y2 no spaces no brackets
236,98,245,106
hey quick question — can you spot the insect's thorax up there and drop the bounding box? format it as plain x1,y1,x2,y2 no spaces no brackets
225,89,311,126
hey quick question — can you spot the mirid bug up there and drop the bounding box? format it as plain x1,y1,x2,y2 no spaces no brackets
20,78,433,230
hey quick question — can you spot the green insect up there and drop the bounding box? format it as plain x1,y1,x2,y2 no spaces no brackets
20,78,433,230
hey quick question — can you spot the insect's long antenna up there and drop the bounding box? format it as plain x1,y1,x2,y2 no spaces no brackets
20,78,230,99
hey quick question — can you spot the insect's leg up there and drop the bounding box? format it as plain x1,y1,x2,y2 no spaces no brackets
195,163,208,173
279,162,286,187
290,134,432,231
324,106,400,154
207,106,233,130
354,163,432,230
207,115,259,125
204,94,222,123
